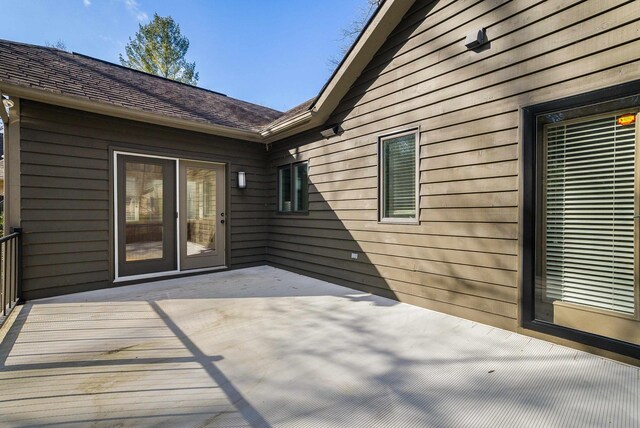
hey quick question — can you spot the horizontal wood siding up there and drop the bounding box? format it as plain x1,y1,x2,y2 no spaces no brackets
267,0,640,330
20,101,269,299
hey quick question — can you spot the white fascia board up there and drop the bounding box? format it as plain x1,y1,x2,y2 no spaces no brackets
260,110,314,139
263,0,416,143
0,82,265,143
310,0,415,124
0,0,415,145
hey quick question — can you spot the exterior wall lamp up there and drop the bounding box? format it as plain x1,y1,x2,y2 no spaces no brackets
465,28,489,52
237,171,247,189
2,98,14,109
0,94,13,124
321,124,342,139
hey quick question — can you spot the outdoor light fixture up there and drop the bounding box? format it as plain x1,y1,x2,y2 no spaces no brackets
237,171,247,189
0,96,12,124
2,98,14,109
465,28,487,50
320,124,342,139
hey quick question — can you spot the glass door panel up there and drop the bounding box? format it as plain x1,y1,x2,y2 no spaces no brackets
535,110,639,345
125,162,165,261
186,167,217,256
117,155,176,277
180,161,225,269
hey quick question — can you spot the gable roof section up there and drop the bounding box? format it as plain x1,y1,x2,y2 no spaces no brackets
0,0,415,143
268,98,315,129
0,40,282,141
261,0,416,141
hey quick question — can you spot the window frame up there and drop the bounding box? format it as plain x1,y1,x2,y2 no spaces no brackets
378,128,420,224
521,81,640,359
277,160,309,214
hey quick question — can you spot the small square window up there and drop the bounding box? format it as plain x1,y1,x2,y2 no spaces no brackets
379,130,419,222
278,161,308,213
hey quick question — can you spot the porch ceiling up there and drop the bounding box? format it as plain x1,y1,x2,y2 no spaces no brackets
0,266,637,427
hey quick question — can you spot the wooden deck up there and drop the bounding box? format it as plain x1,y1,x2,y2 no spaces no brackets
0,266,637,427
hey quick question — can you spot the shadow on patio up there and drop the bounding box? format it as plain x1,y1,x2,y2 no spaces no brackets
0,299,265,426
0,266,638,427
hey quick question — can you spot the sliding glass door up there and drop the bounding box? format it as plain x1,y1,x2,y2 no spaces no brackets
535,109,639,345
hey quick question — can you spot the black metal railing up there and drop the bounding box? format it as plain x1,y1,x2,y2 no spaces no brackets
1,228,22,322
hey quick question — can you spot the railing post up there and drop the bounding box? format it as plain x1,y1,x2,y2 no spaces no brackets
2,239,6,316
8,238,12,307
0,229,23,327
12,228,22,303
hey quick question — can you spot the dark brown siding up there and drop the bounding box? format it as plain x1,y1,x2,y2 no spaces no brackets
20,101,268,300
267,0,640,330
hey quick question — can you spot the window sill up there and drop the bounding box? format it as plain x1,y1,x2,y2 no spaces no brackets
379,218,419,225
276,211,309,216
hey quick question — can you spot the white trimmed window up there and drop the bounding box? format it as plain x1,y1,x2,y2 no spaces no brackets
379,130,419,222
278,161,308,213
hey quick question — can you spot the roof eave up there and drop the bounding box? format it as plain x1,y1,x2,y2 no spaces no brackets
0,82,266,143
260,110,314,139
0,0,415,144
265,0,416,142
311,0,415,125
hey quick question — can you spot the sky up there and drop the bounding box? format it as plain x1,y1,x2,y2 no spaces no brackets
0,0,371,111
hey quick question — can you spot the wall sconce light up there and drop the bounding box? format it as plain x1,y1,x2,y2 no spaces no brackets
237,171,247,189
2,98,14,109
0,96,12,124
320,124,343,139
465,28,488,50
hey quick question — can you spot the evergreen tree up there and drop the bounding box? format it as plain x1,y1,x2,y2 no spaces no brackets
120,14,199,85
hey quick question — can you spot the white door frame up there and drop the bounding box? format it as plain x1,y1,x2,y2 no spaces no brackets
113,150,227,282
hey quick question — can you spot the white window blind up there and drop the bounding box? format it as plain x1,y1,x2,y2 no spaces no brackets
382,133,416,219
544,113,636,315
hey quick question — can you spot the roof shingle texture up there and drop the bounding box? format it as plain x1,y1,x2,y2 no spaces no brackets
0,39,287,132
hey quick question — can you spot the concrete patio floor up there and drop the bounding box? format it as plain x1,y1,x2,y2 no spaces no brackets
0,266,638,427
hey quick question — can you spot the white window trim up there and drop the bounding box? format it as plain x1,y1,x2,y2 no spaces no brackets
277,160,309,214
378,128,420,224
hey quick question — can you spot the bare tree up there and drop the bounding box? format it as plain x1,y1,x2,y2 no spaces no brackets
328,0,383,69
45,39,68,51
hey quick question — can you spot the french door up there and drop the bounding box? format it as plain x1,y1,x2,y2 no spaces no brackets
179,161,226,270
115,153,226,279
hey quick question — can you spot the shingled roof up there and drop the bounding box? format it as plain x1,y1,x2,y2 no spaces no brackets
0,1,410,141
0,39,284,132
266,97,315,129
